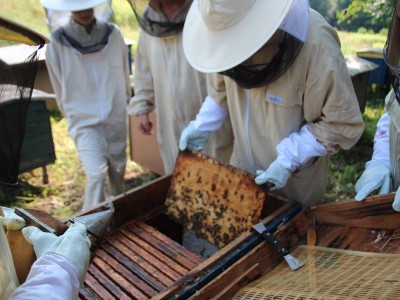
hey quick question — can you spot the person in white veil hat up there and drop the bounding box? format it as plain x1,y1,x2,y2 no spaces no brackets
179,0,364,208
40,0,132,211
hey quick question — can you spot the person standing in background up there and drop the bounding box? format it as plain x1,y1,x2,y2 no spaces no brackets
41,0,131,210
128,0,233,258
128,0,233,175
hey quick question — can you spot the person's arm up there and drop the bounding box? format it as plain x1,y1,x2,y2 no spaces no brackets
355,112,391,201
179,96,228,151
9,253,80,300
9,223,91,300
45,37,65,115
179,73,229,151
255,125,327,188
127,31,155,117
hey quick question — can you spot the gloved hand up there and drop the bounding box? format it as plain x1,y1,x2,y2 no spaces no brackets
179,122,211,151
355,161,390,201
255,160,291,190
0,207,26,230
393,186,400,212
22,222,91,284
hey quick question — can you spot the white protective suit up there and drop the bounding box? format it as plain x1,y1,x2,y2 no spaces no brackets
0,224,18,300
46,17,131,210
0,225,81,300
201,9,364,208
129,2,233,174
8,254,80,300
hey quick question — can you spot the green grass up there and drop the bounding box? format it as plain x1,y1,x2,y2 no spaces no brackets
338,31,387,55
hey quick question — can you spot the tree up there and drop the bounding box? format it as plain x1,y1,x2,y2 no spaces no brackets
310,0,336,24
337,0,395,32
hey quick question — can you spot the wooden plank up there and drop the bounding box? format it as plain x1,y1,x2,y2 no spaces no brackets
115,230,183,281
190,257,261,299
94,250,157,299
128,223,201,270
82,271,115,299
101,242,166,292
79,286,98,299
106,235,175,287
73,175,172,227
87,264,131,299
311,194,400,229
92,255,149,299
137,222,203,265
208,263,261,300
315,225,349,248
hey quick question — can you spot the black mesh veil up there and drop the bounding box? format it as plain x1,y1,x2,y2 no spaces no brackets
127,0,191,37
0,17,47,186
220,32,304,89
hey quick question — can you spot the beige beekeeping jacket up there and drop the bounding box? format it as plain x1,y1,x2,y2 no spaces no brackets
208,9,364,208
385,90,400,189
129,23,233,174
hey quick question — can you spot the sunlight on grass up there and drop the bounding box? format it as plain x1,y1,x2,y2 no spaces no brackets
338,31,387,55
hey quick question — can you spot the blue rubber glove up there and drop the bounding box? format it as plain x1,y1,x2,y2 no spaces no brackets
255,160,291,190
355,161,390,201
22,222,91,284
179,122,211,151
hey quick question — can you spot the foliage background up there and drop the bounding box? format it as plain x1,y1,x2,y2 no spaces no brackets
0,0,392,219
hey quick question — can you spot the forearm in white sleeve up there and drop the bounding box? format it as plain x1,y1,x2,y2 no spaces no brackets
9,253,80,300
366,112,390,168
276,124,328,171
193,96,228,131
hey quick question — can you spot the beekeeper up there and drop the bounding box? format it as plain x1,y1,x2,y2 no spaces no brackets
41,0,131,210
128,0,233,175
0,208,90,300
355,1,400,211
179,0,364,208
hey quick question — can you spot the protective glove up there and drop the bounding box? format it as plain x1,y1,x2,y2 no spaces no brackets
0,207,26,231
179,121,211,151
355,161,391,201
255,160,291,190
393,186,400,212
22,222,91,284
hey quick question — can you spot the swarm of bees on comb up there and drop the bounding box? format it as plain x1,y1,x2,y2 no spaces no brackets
165,149,267,248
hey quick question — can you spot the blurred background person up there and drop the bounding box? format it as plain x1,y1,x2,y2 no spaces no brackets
41,0,132,210
128,0,233,175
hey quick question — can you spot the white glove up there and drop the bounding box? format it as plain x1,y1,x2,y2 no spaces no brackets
355,161,391,201
179,121,211,151
392,186,400,212
22,222,91,284
255,160,291,190
0,207,26,230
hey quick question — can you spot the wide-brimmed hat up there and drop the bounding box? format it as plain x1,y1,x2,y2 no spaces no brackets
183,0,294,73
40,0,108,11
